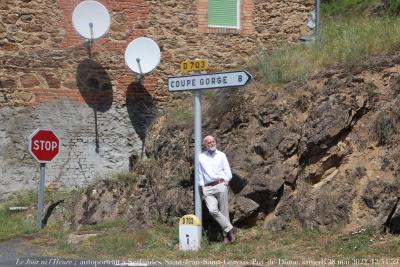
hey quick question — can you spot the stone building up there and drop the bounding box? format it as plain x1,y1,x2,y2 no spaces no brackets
0,0,313,199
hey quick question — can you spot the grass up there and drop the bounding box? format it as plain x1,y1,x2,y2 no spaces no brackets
330,226,375,255
107,171,137,186
322,0,400,17
256,16,400,85
322,0,378,17
0,189,78,242
161,103,193,127
0,208,36,241
26,220,400,264
2,189,400,262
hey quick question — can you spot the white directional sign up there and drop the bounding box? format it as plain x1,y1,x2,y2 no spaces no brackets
168,70,252,92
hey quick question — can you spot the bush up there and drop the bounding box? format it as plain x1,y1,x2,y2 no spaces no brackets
322,0,377,17
374,112,396,145
389,0,400,15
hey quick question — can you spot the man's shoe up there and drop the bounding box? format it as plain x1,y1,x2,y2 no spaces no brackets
227,228,236,243
223,237,230,244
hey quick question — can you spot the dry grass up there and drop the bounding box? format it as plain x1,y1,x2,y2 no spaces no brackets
28,220,400,265
256,16,400,85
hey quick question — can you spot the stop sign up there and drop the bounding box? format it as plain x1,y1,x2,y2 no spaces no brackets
29,129,60,163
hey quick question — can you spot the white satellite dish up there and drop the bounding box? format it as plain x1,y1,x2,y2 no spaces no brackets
72,0,111,40
125,37,161,75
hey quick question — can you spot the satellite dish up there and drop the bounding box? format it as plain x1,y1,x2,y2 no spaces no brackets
125,37,161,75
72,0,111,40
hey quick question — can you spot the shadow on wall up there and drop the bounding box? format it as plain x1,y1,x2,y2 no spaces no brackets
126,81,156,159
76,59,113,111
76,59,113,153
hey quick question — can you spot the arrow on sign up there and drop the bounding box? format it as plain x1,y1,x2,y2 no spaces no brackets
168,70,252,92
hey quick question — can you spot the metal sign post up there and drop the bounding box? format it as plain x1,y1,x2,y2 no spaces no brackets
315,0,321,39
37,163,46,229
193,89,202,223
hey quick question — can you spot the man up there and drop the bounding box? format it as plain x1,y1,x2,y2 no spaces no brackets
199,135,235,244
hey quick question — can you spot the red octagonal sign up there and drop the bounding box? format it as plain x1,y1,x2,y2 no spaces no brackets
29,129,60,163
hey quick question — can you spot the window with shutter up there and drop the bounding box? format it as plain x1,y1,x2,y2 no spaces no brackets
208,0,240,29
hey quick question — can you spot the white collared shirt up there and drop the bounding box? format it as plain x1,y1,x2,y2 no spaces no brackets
198,149,232,186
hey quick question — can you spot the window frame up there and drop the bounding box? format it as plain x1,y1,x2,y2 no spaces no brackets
207,0,241,30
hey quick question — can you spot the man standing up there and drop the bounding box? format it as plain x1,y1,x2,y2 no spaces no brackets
199,135,235,244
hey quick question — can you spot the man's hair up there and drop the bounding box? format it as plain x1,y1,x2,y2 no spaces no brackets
203,135,215,145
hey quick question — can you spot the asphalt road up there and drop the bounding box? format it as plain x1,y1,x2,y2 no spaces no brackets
0,238,41,267
0,239,155,267
0,239,234,267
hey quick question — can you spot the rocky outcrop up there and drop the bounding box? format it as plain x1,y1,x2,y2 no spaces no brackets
58,54,400,234
60,169,194,230
385,198,400,234
362,180,400,230
299,94,368,163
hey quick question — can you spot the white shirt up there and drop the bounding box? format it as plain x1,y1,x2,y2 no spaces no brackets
198,149,232,186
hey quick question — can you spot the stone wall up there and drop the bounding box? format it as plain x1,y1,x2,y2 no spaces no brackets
0,101,147,200
0,0,312,199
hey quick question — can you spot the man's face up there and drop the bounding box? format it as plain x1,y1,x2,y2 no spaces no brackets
205,137,217,152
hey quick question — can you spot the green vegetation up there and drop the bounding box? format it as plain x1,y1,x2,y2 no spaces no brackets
322,0,400,17
107,171,137,186
331,226,375,254
374,111,396,145
256,45,311,85
389,0,400,16
0,191,37,241
322,0,378,17
165,105,192,126
0,207,36,241
0,189,78,242
256,15,400,85
28,220,400,263
0,170,399,261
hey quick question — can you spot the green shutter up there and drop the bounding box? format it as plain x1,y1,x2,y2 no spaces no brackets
208,0,238,28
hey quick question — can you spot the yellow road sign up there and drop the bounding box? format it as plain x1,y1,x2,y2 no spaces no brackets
179,214,201,226
181,59,208,72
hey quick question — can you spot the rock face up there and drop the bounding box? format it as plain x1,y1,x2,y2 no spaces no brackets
386,200,400,234
59,54,400,233
299,94,368,163
73,54,400,232
362,180,400,230
64,153,194,230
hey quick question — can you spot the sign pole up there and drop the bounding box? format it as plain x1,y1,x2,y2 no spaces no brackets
315,0,321,39
193,89,202,224
36,163,46,230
